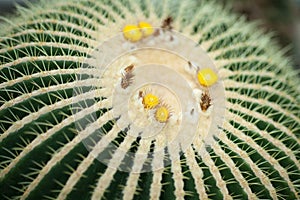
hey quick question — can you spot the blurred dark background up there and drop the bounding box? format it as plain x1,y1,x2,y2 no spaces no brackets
220,0,300,71
0,0,37,14
0,0,299,70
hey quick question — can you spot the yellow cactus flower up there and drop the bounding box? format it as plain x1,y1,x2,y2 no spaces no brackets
142,93,159,109
123,24,143,42
197,68,218,87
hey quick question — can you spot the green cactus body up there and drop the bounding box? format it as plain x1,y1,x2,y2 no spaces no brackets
0,0,299,199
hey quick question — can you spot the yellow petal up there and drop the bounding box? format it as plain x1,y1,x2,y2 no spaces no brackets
155,106,169,123
142,94,159,109
123,24,143,42
138,21,154,37
197,68,218,87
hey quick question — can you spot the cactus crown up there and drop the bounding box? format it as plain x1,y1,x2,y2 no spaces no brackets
0,0,299,200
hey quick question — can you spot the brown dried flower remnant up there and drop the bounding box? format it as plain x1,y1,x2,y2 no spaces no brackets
200,91,211,112
121,64,135,89
154,16,174,36
162,16,173,30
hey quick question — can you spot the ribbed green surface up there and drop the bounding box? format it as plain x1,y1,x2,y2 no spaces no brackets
0,0,299,199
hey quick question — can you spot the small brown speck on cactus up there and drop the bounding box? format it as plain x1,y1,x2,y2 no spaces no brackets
0,0,299,200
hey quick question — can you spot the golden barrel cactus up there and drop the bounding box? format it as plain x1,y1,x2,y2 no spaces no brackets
0,0,299,199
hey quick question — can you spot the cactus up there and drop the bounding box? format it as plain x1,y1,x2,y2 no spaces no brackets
0,0,300,199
